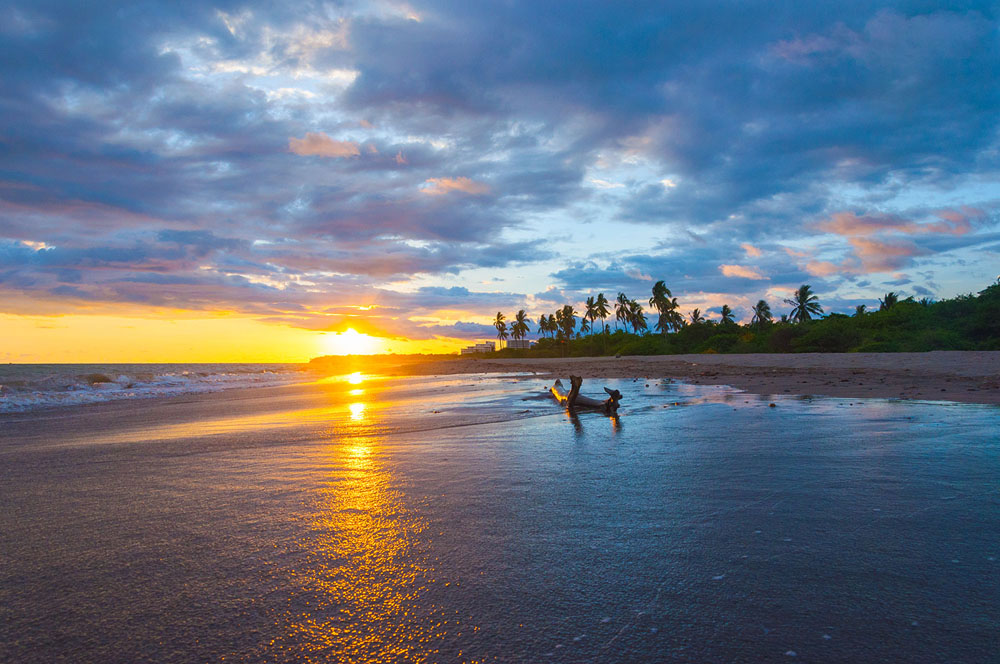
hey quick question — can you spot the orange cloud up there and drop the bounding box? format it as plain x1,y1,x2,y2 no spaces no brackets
804,260,844,277
740,243,762,258
803,237,926,277
719,264,768,280
421,177,490,196
288,132,361,158
849,237,924,272
817,211,974,237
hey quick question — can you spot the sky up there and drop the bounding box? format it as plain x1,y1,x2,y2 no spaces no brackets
1,1,998,361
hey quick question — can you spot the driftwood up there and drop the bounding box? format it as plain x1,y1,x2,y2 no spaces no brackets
550,375,622,415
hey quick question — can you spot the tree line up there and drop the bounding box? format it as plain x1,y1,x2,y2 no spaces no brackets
483,279,1000,355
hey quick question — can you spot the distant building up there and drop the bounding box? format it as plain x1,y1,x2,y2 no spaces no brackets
460,341,496,354
507,339,533,350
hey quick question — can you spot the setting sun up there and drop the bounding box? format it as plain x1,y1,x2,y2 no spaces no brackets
322,328,384,356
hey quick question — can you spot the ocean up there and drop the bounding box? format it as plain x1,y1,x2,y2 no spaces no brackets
1,371,998,662
0,363,312,412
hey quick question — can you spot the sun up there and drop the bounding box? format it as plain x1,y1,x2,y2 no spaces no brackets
322,328,383,355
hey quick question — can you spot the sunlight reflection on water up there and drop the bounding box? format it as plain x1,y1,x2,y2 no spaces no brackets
265,432,452,663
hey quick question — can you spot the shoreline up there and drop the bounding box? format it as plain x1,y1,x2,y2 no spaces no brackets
393,351,1000,406
4,352,998,421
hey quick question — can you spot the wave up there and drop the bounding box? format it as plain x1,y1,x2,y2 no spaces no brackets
0,363,314,413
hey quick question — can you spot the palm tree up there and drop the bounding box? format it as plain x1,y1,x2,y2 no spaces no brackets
666,297,684,331
653,314,671,336
511,310,531,341
584,296,598,337
615,292,630,332
545,313,557,339
785,284,823,323
750,300,772,328
493,311,507,349
558,304,576,340
854,304,867,317
648,280,672,335
536,314,548,338
719,304,735,325
879,292,898,311
595,293,611,334
629,299,647,334
689,308,705,325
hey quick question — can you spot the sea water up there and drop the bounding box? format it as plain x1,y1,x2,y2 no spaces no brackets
1,373,997,662
0,363,311,412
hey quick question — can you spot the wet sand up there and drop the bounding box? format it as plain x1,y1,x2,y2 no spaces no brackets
3,373,1000,662
398,351,1000,405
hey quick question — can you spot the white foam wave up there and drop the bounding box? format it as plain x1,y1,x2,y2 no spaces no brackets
0,364,311,413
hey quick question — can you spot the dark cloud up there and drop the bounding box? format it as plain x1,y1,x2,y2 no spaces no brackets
1,0,999,337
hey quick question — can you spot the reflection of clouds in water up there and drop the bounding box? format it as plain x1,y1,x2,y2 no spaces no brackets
264,434,450,663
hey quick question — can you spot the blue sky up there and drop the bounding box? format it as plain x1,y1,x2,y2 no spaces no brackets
1,0,998,350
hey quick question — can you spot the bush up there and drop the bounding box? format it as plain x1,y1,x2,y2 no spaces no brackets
696,332,739,353
793,318,864,352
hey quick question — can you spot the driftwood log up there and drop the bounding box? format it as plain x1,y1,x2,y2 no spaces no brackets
550,375,622,415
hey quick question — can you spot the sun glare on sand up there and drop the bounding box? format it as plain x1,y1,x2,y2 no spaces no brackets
322,328,384,356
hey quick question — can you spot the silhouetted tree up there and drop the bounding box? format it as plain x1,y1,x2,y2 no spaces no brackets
879,292,899,311
615,292,630,332
785,285,823,323
584,296,598,336
511,310,531,341
719,304,735,325
595,293,611,334
751,300,772,328
493,312,507,349
629,299,647,334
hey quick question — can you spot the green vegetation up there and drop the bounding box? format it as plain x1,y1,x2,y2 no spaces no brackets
482,280,1000,358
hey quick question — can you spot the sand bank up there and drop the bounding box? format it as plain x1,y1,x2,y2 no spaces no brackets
396,351,1000,405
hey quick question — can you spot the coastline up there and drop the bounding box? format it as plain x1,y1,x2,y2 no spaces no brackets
392,351,1000,406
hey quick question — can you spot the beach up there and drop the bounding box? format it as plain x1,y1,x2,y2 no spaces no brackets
394,351,1000,405
2,366,999,662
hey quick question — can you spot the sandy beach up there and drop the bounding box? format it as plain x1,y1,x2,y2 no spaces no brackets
4,370,1000,662
395,351,1000,405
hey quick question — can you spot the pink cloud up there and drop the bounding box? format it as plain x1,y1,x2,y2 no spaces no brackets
740,243,762,258
288,132,361,158
801,235,929,277
804,260,843,277
849,237,924,272
719,264,768,280
421,177,490,196
817,211,975,237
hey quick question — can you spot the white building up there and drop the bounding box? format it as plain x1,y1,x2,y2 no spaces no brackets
507,339,533,350
460,341,496,354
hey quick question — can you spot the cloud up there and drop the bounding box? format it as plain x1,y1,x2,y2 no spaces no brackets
420,177,490,196
288,133,361,158
803,237,927,277
817,211,976,237
1,0,999,340
720,264,768,280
